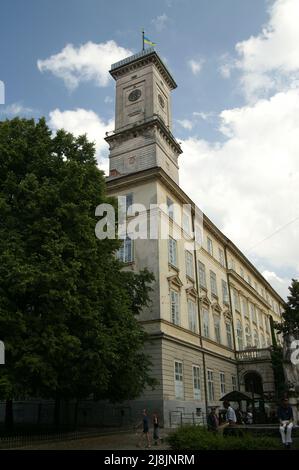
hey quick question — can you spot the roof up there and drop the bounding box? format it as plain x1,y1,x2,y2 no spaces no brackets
110,47,177,90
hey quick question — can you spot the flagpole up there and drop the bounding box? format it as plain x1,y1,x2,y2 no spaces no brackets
142,29,145,51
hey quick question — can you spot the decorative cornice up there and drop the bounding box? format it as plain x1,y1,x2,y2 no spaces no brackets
186,286,199,298
110,48,177,90
105,115,182,156
167,274,183,289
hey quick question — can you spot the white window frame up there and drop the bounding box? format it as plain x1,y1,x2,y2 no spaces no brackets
202,307,209,337
214,315,221,343
210,271,218,296
170,290,180,326
218,248,225,267
207,369,215,401
185,251,194,278
188,299,197,333
168,237,177,267
198,261,206,288
116,237,133,263
222,280,229,304
226,321,233,349
237,320,243,350
220,372,226,395
174,361,184,399
192,365,201,400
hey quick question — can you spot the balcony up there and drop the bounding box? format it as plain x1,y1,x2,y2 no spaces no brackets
236,348,272,362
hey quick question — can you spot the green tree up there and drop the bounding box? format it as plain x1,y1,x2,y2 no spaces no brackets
0,117,155,429
275,279,299,335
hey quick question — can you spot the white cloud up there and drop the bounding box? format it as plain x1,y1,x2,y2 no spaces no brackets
193,111,214,121
177,119,193,130
152,13,169,32
188,59,204,75
48,108,113,174
262,271,291,300
0,103,34,116
104,96,113,104
234,0,299,100
37,40,133,90
179,89,299,283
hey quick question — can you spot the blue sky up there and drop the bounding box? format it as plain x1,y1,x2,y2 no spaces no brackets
1,0,299,298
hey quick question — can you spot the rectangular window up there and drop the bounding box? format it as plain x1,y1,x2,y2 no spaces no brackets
188,300,197,333
125,193,133,216
219,248,225,267
170,290,180,325
182,213,190,235
210,271,218,296
202,308,209,337
198,261,206,288
250,303,257,323
220,372,226,395
222,280,229,304
240,267,244,278
229,258,235,270
185,251,194,278
193,365,201,400
207,370,215,401
233,289,240,311
174,361,184,399
116,237,133,263
241,297,248,317
167,197,174,219
232,375,237,391
207,237,213,256
226,322,233,349
214,315,221,343
168,237,177,266
247,275,251,286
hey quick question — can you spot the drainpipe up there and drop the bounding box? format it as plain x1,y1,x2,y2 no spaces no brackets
224,244,241,390
192,217,209,420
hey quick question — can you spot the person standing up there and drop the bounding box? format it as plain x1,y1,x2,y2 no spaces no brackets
207,407,219,433
277,398,293,448
136,409,151,448
224,400,237,425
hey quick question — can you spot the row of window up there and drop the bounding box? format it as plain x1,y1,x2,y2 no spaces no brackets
169,239,229,304
174,361,237,401
119,192,281,318
232,288,270,333
170,291,272,350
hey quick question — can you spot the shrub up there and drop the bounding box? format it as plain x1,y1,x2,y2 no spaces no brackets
167,426,281,450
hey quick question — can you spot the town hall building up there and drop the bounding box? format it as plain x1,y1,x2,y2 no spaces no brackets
105,47,284,427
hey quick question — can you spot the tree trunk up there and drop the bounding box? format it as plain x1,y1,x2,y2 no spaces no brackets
5,399,13,431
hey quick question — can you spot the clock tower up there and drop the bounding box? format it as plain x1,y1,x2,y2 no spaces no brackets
105,47,182,183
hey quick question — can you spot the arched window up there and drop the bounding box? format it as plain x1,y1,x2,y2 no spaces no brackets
236,320,243,350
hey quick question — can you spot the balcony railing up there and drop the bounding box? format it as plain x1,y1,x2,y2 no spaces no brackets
236,348,272,362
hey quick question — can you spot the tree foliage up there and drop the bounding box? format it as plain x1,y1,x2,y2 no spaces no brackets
275,279,299,335
0,117,155,407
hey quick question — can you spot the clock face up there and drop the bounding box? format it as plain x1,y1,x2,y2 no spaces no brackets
158,94,165,109
128,89,142,102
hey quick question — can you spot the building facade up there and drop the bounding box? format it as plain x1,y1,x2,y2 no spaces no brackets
105,48,284,426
